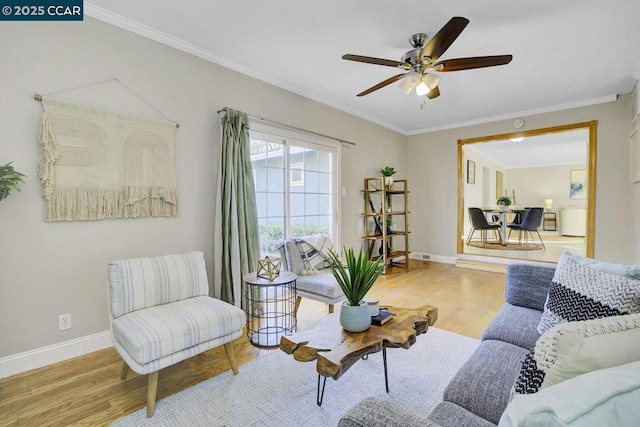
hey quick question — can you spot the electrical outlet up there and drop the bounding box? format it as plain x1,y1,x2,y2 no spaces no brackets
58,313,72,331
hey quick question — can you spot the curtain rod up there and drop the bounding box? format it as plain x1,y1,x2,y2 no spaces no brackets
217,107,356,146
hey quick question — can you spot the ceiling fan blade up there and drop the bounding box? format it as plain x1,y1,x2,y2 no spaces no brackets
420,17,469,62
426,85,440,99
434,55,513,71
342,54,410,69
357,73,407,97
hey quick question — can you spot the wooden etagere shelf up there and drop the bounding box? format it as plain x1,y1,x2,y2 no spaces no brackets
361,177,410,273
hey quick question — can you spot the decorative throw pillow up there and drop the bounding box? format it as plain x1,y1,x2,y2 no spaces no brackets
275,235,335,275
512,313,640,397
300,234,335,268
566,251,640,280
501,361,640,427
537,251,640,335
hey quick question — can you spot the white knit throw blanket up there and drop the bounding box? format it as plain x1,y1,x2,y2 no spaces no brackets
38,100,179,221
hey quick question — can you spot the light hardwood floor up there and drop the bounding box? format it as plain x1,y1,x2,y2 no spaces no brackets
0,261,506,426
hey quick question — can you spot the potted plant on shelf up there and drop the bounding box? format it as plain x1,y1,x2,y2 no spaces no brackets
379,166,396,188
0,162,26,202
496,196,512,212
326,247,385,332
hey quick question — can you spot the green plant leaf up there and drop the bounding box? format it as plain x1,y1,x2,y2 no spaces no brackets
326,246,383,306
0,162,26,202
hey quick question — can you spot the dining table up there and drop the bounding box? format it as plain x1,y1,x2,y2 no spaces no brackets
481,208,526,245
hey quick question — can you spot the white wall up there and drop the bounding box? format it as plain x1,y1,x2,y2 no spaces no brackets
463,150,506,236
407,96,635,264
632,120,640,261
507,163,587,210
0,18,406,359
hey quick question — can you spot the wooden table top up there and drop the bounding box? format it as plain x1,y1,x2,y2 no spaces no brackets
279,305,438,380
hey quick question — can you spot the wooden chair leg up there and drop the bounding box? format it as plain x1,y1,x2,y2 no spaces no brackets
146,371,159,417
328,304,334,314
120,361,129,379
224,342,239,375
293,296,302,317
465,228,476,244
535,230,546,248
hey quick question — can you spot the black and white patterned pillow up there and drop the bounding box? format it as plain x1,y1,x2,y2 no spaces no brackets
537,252,640,335
513,313,640,397
275,235,335,275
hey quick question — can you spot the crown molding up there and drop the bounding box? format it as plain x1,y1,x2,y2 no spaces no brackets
83,3,405,135
83,3,626,137
406,95,618,135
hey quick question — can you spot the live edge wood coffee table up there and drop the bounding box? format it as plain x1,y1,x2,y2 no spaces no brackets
279,305,438,405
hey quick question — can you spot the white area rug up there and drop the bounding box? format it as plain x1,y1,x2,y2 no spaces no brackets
112,328,479,427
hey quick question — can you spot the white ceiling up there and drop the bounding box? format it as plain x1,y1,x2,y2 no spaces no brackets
86,1,640,135
465,129,588,169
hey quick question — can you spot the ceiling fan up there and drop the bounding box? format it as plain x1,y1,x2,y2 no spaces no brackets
342,17,513,99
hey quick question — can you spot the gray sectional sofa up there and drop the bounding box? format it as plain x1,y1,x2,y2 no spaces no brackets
339,264,556,427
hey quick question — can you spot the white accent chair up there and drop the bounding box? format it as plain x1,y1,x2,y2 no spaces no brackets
107,251,245,417
558,206,586,237
278,236,345,315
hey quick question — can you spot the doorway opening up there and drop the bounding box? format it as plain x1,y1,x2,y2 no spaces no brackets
457,121,597,263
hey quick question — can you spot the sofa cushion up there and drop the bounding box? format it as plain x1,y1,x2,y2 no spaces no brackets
109,251,209,318
296,270,345,299
501,361,640,427
504,264,555,311
112,296,245,365
538,252,640,335
482,304,542,350
428,402,496,427
338,397,440,427
513,313,640,396
443,340,528,425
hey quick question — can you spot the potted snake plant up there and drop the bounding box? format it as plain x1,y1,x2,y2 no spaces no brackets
326,247,384,332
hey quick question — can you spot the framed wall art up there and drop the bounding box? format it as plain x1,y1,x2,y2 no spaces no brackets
467,160,475,184
570,169,587,199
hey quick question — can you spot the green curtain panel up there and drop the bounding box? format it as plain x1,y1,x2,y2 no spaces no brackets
217,108,260,307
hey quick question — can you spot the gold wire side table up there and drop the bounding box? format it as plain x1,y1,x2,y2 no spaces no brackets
244,271,297,347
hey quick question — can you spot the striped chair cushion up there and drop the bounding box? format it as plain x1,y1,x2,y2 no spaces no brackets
109,251,209,318
296,270,345,299
111,296,245,365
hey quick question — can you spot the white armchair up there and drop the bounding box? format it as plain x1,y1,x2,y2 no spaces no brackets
107,251,245,416
558,206,586,237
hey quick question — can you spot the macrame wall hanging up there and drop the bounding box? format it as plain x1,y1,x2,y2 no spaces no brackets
34,79,180,222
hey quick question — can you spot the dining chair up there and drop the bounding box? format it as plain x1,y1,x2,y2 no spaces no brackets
466,207,502,246
507,207,546,248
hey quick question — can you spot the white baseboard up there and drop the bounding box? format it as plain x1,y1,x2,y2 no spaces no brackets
410,252,457,264
0,331,112,379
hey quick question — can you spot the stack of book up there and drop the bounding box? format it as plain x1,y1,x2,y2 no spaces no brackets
371,309,392,326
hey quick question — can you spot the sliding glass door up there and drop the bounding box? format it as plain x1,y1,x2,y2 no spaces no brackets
250,129,338,257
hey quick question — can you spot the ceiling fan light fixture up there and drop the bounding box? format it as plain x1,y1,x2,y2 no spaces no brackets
398,71,420,94
423,73,440,90
415,81,429,96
